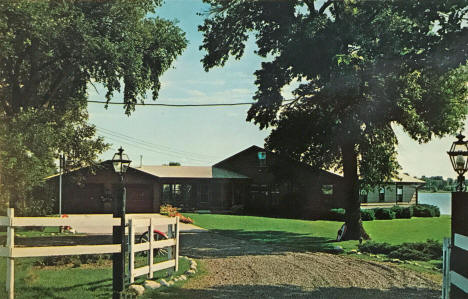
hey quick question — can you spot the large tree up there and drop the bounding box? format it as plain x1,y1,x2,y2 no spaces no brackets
199,0,468,239
0,0,187,213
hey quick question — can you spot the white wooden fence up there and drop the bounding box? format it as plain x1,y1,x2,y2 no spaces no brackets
442,234,468,298
0,209,179,299
128,217,179,283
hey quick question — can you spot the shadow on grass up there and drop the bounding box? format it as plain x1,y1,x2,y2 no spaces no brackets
2,278,113,299
146,284,439,299
180,230,338,258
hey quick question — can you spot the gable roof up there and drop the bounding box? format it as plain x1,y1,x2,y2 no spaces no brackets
389,173,425,184
135,166,248,179
213,145,264,167
214,145,343,180
45,162,248,180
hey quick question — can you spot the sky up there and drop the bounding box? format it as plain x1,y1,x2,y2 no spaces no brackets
87,0,467,180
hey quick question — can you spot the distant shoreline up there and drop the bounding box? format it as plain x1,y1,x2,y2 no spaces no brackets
419,190,452,194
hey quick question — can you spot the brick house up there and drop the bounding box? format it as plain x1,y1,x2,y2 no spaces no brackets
46,145,423,218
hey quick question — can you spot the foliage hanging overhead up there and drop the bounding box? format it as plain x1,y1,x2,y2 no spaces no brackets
199,0,468,239
0,0,187,213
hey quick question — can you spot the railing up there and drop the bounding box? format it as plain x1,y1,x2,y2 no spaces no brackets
0,209,179,299
442,234,468,298
128,217,179,283
442,237,451,299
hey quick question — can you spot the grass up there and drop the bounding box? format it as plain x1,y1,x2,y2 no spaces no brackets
184,213,451,252
0,226,83,239
0,254,190,298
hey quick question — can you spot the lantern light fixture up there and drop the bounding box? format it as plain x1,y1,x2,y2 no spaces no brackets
447,133,468,192
112,147,131,175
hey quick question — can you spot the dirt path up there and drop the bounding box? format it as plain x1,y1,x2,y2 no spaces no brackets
177,231,440,299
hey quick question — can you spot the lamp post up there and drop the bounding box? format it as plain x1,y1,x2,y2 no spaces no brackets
447,133,468,192
111,147,131,299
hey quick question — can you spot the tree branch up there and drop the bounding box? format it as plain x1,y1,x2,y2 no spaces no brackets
319,0,333,15
303,0,315,14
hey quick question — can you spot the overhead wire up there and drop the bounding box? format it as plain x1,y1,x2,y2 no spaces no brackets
96,126,221,160
87,99,295,107
99,133,210,164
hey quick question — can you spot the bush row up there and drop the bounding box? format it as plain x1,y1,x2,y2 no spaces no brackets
358,239,442,261
327,204,440,221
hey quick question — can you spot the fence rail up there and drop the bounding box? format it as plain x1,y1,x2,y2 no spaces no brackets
0,209,179,299
127,217,180,283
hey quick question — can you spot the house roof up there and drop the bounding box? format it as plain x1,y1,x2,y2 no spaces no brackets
45,163,248,180
214,145,344,180
134,166,248,179
389,173,425,184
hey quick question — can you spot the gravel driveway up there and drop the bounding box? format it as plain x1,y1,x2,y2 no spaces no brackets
176,231,440,299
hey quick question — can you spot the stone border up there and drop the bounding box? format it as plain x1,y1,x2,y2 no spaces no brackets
127,256,198,296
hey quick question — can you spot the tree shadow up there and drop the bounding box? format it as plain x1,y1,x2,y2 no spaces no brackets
4,278,113,299
147,284,440,299
180,230,339,258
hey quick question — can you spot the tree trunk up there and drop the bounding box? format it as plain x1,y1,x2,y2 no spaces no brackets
341,142,369,240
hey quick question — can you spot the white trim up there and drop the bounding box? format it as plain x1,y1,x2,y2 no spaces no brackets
451,271,468,293
454,233,468,252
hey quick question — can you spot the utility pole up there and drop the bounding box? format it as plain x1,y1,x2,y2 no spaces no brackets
59,153,64,217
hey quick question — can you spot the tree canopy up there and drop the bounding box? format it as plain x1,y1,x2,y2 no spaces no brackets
199,0,468,239
0,0,187,213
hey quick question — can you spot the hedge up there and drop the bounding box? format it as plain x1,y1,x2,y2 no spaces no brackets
328,208,346,221
391,206,413,219
360,209,375,221
373,208,396,220
413,204,440,217
359,239,442,261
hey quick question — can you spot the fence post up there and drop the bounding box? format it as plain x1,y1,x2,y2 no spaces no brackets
442,237,451,299
6,208,14,299
128,219,135,284
148,218,154,279
175,217,179,272
167,223,173,276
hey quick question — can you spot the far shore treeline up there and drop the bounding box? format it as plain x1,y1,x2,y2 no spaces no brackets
418,175,466,192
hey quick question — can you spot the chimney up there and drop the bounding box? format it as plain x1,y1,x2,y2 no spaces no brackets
139,155,143,168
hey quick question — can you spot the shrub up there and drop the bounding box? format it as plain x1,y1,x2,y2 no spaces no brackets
373,208,396,220
360,209,375,221
413,204,439,217
359,240,442,261
391,206,413,219
160,204,193,224
358,241,397,254
328,208,346,221
160,204,179,216
176,213,194,224
388,247,429,260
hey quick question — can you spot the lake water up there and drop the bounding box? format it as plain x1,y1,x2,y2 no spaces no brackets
418,192,451,215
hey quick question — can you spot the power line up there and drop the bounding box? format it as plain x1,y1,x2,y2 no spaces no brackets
98,131,211,163
100,133,210,164
87,100,257,107
87,99,295,107
96,126,222,160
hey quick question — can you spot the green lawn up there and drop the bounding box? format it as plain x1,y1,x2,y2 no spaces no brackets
184,213,451,252
0,254,190,298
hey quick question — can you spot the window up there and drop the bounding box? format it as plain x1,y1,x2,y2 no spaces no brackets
379,187,385,202
321,185,333,196
250,184,259,194
162,184,172,203
271,184,281,205
396,185,403,202
258,151,267,167
360,190,368,203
